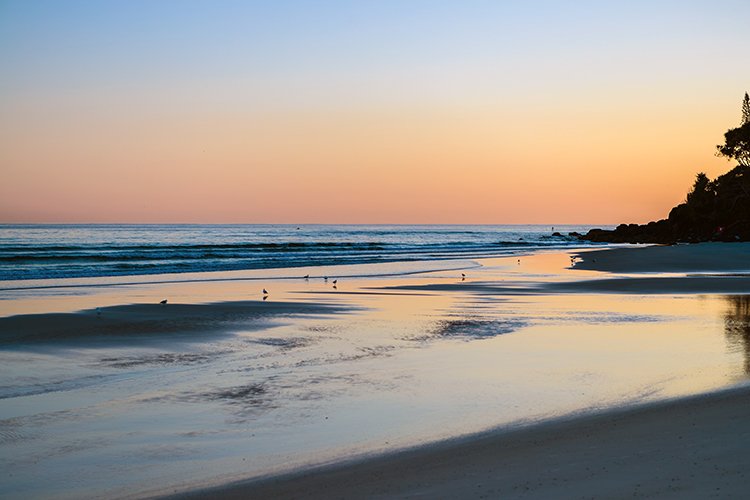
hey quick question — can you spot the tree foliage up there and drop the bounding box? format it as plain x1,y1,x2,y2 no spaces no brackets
717,92,750,167
717,122,750,167
686,172,712,205
584,91,750,243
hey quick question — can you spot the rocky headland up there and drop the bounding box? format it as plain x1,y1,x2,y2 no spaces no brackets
581,94,750,244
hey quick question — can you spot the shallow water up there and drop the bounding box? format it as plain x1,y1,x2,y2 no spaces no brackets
0,224,606,280
0,253,748,498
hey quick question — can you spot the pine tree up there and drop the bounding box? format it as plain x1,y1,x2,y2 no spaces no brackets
742,92,750,125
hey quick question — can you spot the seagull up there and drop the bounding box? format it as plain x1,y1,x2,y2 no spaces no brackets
304,274,309,280
160,299,168,305
262,288,268,295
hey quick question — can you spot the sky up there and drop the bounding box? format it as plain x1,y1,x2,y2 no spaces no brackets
1,0,748,224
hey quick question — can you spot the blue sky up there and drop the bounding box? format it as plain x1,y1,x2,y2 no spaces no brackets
1,1,749,223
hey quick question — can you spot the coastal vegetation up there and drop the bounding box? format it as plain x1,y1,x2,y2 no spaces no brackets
583,93,750,243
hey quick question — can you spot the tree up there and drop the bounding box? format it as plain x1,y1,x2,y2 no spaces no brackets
717,122,750,167
717,92,750,167
686,172,712,205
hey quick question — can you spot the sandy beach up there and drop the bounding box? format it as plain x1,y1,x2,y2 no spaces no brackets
0,301,347,346
170,242,750,499
2,242,750,499
179,384,750,499
5,2,750,497
573,242,750,273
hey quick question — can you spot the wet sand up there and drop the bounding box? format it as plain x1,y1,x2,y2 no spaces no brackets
3,243,750,499
378,276,750,295
0,301,348,346
380,242,750,295
176,384,750,499
171,242,750,499
550,275,750,294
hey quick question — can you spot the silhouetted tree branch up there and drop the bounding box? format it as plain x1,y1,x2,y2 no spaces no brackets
717,122,750,167
717,92,750,167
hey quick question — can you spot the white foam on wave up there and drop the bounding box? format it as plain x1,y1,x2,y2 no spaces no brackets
0,258,483,292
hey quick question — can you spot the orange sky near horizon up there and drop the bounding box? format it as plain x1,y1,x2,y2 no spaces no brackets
1,1,748,224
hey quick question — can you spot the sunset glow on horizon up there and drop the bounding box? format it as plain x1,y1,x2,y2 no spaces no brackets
1,1,748,224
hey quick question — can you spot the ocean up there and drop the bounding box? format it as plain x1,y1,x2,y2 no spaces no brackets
0,224,607,281
2,224,747,498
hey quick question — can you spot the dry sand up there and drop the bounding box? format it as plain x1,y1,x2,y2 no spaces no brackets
175,384,750,499
573,241,750,273
563,241,750,293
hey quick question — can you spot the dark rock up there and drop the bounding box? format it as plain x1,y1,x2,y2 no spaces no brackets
581,165,750,244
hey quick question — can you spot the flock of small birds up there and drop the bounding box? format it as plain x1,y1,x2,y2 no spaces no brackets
149,271,478,307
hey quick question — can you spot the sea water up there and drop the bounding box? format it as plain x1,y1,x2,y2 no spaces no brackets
0,224,606,281
3,227,748,499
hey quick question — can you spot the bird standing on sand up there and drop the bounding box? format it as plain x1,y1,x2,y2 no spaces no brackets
160,299,168,305
304,274,309,280
262,288,268,295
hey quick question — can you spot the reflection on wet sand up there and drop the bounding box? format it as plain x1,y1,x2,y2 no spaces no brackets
724,295,750,374
1,253,750,499
0,301,348,347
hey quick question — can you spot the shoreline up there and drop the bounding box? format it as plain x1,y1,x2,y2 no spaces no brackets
2,241,750,499
166,242,750,498
171,382,750,499
0,259,482,293
382,275,750,295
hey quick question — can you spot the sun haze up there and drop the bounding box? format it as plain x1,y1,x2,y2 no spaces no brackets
1,1,748,224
